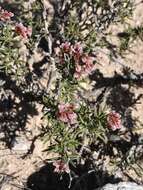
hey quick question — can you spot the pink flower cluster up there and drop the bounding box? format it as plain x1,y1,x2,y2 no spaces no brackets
53,160,70,173
57,103,77,125
74,54,95,79
107,111,122,131
60,42,71,53
56,42,95,79
15,23,32,39
0,6,14,21
0,7,32,39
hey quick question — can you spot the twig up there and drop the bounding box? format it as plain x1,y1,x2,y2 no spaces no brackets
42,0,49,34
0,173,17,179
10,183,32,190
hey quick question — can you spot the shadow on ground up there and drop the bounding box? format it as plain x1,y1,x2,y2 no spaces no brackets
89,67,143,128
25,163,122,190
0,70,45,147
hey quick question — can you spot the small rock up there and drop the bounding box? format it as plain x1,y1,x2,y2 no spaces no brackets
0,132,5,139
11,137,31,153
95,182,143,190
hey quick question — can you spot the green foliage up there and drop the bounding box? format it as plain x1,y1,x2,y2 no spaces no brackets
43,93,108,162
0,23,27,79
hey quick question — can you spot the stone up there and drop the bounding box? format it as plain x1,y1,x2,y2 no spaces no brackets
95,182,143,190
11,137,31,153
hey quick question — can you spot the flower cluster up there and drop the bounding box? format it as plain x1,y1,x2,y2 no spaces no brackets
0,7,32,39
107,111,122,131
57,103,77,125
53,160,70,173
15,23,32,39
0,6,14,21
74,54,95,79
56,42,95,79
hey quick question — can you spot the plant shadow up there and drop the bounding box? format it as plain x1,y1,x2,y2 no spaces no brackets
25,162,122,190
90,67,143,128
0,71,42,148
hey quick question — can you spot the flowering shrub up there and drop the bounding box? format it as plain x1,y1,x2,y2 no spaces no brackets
1,1,141,184
43,93,123,171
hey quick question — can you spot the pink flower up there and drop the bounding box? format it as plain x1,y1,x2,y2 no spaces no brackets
57,103,77,125
72,42,83,61
107,111,122,131
15,23,32,39
0,7,14,21
60,42,71,53
74,55,95,79
53,160,70,174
